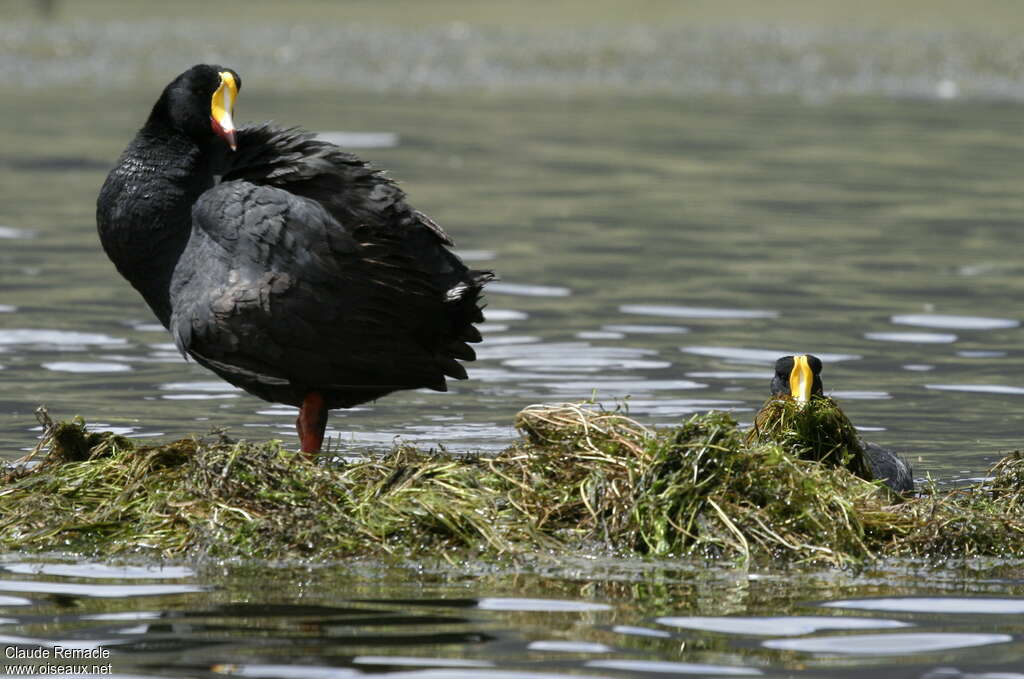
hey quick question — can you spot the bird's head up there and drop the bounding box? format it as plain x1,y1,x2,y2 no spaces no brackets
150,64,241,151
770,354,824,404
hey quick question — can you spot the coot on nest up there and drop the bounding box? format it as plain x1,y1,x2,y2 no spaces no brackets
97,65,491,453
770,355,915,493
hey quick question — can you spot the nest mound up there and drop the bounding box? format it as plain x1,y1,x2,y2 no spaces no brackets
1,403,1021,565
747,395,874,480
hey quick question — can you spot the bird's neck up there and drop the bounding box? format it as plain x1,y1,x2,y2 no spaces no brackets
97,128,215,326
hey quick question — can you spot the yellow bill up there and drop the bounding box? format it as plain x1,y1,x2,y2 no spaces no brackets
210,71,238,150
789,354,814,404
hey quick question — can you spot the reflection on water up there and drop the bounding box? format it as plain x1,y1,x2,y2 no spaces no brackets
0,329,127,348
2,562,194,579
655,615,911,635
586,660,762,676
891,314,1020,330
489,282,572,297
43,361,133,373
926,384,1024,395
315,131,400,149
603,324,688,335
1,559,1023,677
475,598,611,612
620,305,779,320
680,347,861,364
865,331,959,343
823,597,1024,614
0,226,33,239
762,632,1013,655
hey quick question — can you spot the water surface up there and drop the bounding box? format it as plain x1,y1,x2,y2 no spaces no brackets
2,557,1024,677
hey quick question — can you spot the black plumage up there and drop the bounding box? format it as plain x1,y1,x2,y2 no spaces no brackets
97,65,491,452
769,355,915,493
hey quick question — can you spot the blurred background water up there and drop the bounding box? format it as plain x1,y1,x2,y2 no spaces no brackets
2,1,1024,676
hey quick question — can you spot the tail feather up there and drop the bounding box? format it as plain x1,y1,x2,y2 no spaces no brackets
439,357,469,380
446,341,477,361
444,268,493,331
437,269,491,380
460,326,482,343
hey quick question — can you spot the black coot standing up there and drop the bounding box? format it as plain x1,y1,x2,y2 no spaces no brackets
770,355,915,492
97,65,491,454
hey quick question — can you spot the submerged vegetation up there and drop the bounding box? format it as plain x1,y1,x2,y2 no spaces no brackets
1,401,1022,566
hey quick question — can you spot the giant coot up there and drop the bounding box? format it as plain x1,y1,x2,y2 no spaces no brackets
97,65,491,453
770,355,915,493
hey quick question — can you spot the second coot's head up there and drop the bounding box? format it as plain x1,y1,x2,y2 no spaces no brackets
770,354,823,403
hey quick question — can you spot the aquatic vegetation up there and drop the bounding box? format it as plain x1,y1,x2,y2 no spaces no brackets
748,395,875,482
1,403,1021,565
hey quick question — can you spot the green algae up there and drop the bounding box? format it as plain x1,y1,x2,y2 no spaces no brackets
747,394,874,481
1,402,1021,565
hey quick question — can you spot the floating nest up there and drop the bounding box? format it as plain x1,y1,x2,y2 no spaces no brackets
1,402,1021,566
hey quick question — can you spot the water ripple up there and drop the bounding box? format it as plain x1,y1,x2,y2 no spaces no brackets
162,393,241,400
762,632,1012,655
891,314,1019,330
211,666,359,678
483,310,528,322
0,579,207,598
0,225,34,239
681,347,860,364
609,625,672,639
865,331,958,344
352,656,495,668
831,390,891,400
822,597,1024,614
656,615,910,636
687,370,771,380
315,131,398,148
538,379,706,392
0,329,127,348
476,598,611,612
603,324,688,334
482,342,666,373
42,361,132,373
504,357,670,372
621,305,778,319
576,331,624,340
488,282,571,297
1,563,194,580
587,659,762,676
926,384,1024,395
454,250,497,262
528,640,614,653
160,381,243,392
0,595,31,606
477,336,541,348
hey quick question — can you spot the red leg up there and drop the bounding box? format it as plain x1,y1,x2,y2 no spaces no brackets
296,391,328,455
